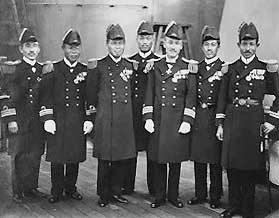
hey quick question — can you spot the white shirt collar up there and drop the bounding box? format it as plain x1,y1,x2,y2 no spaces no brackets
109,54,122,63
64,57,78,68
139,50,152,59
166,55,179,63
241,55,255,65
23,56,36,66
205,56,218,65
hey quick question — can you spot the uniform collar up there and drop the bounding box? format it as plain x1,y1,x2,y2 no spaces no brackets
109,54,122,63
166,55,179,64
241,55,255,65
23,56,36,66
64,57,78,68
205,56,218,65
139,50,152,59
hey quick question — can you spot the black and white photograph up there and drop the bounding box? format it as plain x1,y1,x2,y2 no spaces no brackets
0,0,279,218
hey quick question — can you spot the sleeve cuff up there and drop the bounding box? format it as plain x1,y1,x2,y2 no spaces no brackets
182,107,196,125
86,105,97,122
1,107,16,123
39,107,54,122
142,105,153,120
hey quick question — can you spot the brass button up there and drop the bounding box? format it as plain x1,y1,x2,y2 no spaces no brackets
76,103,79,106
113,99,116,103
124,100,128,103
172,103,176,107
162,96,166,99
162,81,166,84
112,86,115,89
66,96,69,99
112,93,116,96
172,96,176,99
76,96,80,99
135,94,138,98
66,88,69,91
162,103,165,107
111,79,114,83
66,103,69,107
162,88,166,91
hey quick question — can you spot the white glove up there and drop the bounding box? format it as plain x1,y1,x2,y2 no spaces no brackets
178,122,191,134
83,121,93,135
216,125,223,141
263,122,275,134
8,121,18,133
44,120,56,134
145,119,154,133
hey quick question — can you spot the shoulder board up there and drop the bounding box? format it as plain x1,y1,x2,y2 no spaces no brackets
3,59,21,66
124,57,139,70
182,58,198,74
221,62,230,74
144,57,163,74
42,61,54,74
127,53,137,59
263,59,278,73
87,58,98,70
80,62,87,67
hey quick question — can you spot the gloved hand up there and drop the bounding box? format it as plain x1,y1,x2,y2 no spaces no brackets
8,121,18,133
144,119,154,133
263,122,275,134
178,121,191,134
83,121,93,134
44,120,56,134
216,125,223,141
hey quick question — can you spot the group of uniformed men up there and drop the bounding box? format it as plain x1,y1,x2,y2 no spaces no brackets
1,19,279,218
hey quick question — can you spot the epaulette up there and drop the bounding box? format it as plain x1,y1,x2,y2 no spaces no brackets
265,59,278,73
221,62,230,74
87,58,98,70
42,61,54,74
144,57,162,74
182,57,198,74
124,57,139,70
3,59,21,66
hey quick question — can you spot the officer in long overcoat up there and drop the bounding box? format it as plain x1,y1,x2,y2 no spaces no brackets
122,20,159,196
143,21,197,208
86,24,136,207
39,29,92,203
188,26,223,208
1,28,46,202
216,22,279,218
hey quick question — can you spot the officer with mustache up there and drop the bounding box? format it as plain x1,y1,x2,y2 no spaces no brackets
216,22,279,218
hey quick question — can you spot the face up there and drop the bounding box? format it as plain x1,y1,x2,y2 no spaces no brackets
19,41,40,60
62,44,81,62
107,39,125,58
202,39,220,59
238,39,258,59
164,36,183,59
137,34,154,52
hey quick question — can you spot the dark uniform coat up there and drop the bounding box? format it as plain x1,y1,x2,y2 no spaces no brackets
1,59,45,191
1,60,45,155
39,59,87,163
143,57,196,163
190,58,223,164
216,56,279,170
86,55,136,161
129,52,159,151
